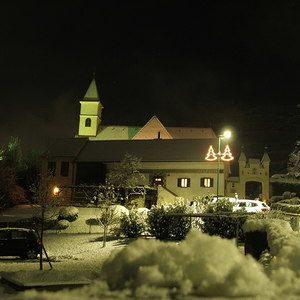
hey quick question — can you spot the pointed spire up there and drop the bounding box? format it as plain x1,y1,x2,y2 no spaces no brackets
238,146,247,162
84,75,100,101
261,147,271,163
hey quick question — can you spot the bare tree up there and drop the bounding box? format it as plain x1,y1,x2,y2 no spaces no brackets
107,153,145,205
31,173,61,270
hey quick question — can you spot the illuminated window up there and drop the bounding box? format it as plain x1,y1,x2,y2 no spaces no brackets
60,162,69,177
85,118,91,127
177,178,190,188
153,176,164,187
200,177,214,188
47,161,56,176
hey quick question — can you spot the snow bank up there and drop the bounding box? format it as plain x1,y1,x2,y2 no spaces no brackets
8,231,274,299
243,218,300,297
101,230,272,298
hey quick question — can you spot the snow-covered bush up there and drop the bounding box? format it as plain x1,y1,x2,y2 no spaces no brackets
271,199,300,214
58,206,79,222
201,198,247,239
101,230,272,298
119,209,145,238
269,195,283,203
270,191,297,204
55,219,70,230
147,202,192,240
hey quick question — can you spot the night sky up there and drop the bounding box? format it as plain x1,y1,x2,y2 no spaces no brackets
1,1,300,173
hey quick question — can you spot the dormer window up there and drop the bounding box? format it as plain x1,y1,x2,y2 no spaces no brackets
85,118,91,127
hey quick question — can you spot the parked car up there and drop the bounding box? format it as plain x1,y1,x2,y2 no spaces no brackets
232,199,270,213
0,228,40,259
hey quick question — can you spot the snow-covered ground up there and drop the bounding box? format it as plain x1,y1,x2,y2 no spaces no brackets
3,205,300,299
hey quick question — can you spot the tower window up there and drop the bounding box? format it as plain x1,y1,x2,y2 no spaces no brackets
200,177,214,188
178,178,190,188
85,118,91,127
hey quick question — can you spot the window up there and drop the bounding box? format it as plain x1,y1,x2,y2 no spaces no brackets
60,161,69,177
85,118,91,127
47,161,56,176
0,231,8,240
177,178,190,188
200,177,214,188
153,176,164,187
11,230,27,240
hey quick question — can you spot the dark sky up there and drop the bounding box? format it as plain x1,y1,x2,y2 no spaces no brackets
1,1,300,173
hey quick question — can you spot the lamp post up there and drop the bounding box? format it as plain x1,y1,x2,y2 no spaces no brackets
205,130,233,200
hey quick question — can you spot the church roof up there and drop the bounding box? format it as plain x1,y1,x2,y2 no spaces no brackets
166,127,216,139
44,138,218,162
93,125,141,140
132,116,173,139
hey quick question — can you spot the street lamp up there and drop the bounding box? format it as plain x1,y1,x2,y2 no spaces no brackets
205,130,234,200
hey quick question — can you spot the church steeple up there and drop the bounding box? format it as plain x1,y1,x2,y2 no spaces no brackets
84,74,100,100
77,75,104,137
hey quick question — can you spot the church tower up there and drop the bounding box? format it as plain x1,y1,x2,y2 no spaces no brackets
78,76,103,137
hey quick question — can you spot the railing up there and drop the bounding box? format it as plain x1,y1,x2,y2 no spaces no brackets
167,211,300,244
167,212,254,244
281,212,300,231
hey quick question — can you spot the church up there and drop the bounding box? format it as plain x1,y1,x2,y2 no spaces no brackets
41,78,271,206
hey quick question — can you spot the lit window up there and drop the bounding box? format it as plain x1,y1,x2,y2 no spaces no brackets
85,118,91,127
200,177,214,188
153,176,164,187
177,178,190,188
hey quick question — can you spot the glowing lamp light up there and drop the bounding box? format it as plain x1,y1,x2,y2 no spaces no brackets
53,186,60,195
223,130,232,139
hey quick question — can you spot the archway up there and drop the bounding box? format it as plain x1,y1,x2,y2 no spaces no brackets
245,181,262,200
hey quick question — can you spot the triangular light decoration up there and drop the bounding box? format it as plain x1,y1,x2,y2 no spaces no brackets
221,145,234,161
205,145,218,161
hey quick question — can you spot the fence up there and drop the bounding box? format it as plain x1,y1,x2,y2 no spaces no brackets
167,211,300,244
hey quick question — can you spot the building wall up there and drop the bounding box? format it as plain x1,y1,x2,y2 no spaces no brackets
41,157,75,203
139,161,228,201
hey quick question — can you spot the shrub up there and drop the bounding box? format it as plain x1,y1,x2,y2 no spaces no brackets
282,191,292,199
58,206,79,222
119,210,145,238
269,195,283,204
200,198,247,240
147,202,192,240
32,216,57,230
56,219,70,230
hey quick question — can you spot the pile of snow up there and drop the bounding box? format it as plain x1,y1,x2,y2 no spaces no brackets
9,230,274,299
101,230,272,298
243,218,300,297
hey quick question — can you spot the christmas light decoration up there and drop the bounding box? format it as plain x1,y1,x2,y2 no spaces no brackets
205,145,234,161
221,145,234,161
205,145,218,161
